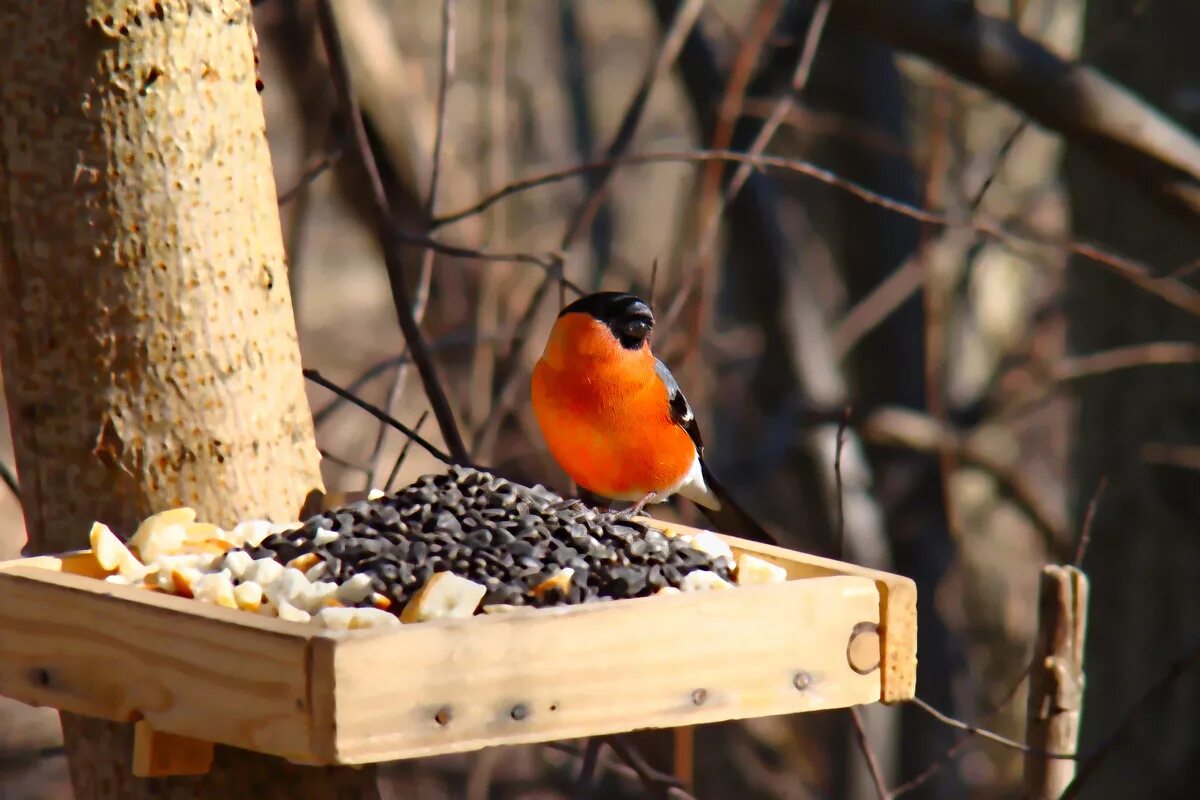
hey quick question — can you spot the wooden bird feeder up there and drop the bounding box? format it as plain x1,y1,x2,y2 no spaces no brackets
0,511,916,778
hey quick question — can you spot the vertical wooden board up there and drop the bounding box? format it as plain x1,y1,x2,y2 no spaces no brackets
132,721,215,777
320,575,882,764
0,566,318,761
640,519,919,702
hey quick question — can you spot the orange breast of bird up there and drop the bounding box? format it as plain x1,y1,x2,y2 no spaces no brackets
531,313,697,502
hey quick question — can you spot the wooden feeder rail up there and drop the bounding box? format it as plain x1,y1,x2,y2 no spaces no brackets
0,517,916,777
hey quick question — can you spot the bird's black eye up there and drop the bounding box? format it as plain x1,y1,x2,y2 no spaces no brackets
624,319,651,339
615,316,652,349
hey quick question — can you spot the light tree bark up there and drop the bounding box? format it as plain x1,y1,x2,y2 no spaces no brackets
0,1,379,797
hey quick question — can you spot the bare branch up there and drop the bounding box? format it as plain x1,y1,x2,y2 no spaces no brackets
277,145,343,206
1140,441,1200,471
571,738,604,799
859,406,1069,559
828,0,1200,223
365,0,455,491
0,459,19,503
1050,342,1200,382
1074,476,1108,567
425,0,455,218
303,368,454,466
970,0,1153,211
606,735,696,799
890,658,1036,797
384,411,430,493
850,707,891,800
432,149,1200,316
557,0,708,254
670,0,832,354
694,0,832,260
314,0,469,462
909,697,1076,759
1061,639,1200,799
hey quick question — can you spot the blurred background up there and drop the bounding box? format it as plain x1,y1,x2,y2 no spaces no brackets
2,0,1198,797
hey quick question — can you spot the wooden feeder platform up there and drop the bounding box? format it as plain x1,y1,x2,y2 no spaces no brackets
0,517,916,777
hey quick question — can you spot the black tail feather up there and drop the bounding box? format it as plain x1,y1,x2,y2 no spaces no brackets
695,460,777,545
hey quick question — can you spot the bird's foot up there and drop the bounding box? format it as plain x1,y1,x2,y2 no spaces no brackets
610,493,657,520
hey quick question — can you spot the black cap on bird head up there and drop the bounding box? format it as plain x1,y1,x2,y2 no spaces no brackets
559,291,655,350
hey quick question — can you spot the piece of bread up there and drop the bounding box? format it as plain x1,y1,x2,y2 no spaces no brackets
400,572,487,623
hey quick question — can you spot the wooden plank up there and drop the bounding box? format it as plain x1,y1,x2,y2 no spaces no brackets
132,721,215,777
0,564,320,763
316,574,881,764
1024,565,1088,798
638,518,919,703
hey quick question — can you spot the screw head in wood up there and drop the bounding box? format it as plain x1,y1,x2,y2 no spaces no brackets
434,706,452,726
691,688,707,706
847,621,881,675
793,671,812,691
510,703,529,721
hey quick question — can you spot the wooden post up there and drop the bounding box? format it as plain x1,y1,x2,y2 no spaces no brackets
0,1,379,797
1024,565,1089,799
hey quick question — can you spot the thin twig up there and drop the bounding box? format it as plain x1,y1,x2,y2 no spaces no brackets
671,0,833,347
365,0,454,491
318,447,368,474
0,460,19,503
969,0,1154,211
1074,476,1108,568
470,272,554,457
311,331,509,427
303,368,454,465
557,0,708,254
313,354,408,427
890,658,1036,797
686,0,785,335
850,707,891,800
859,406,1069,560
384,411,430,493
606,735,695,799
431,149,1200,316
518,0,703,387
548,741,690,798
572,738,604,799
695,0,832,261
314,0,470,463
648,257,659,307
277,145,343,205
426,0,455,219
908,696,1077,759
364,258,433,488
1050,342,1200,382
996,341,1200,423
1061,638,1200,800
393,228,575,287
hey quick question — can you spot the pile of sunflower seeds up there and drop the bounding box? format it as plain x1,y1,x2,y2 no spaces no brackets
237,465,736,614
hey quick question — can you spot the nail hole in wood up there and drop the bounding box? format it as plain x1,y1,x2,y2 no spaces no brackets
793,671,812,691
691,689,707,706
29,668,51,687
434,706,452,726
510,703,529,721
847,621,882,676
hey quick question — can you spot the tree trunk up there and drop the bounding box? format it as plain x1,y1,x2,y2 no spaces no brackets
0,1,379,797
